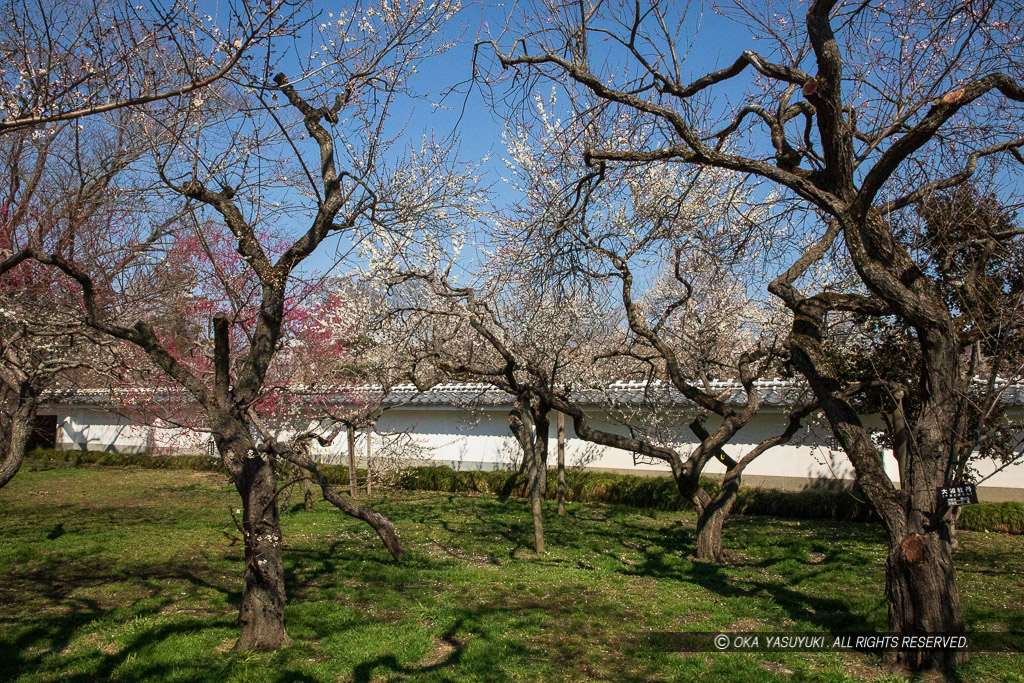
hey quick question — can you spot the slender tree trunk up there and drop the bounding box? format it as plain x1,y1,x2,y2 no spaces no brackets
529,467,545,553
520,413,545,553
557,411,566,515
347,423,357,498
509,395,545,553
536,410,549,500
228,442,291,651
365,425,372,496
523,430,538,490
532,407,550,552
0,384,38,490
279,448,404,560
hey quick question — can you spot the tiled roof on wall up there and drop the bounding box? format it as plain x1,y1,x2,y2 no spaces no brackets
43,377,1024,409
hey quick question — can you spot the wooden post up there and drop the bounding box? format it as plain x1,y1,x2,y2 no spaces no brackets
302,476,314,511
557,411,566,515
891,389,908,483
365,424,372,496
347,423,357,497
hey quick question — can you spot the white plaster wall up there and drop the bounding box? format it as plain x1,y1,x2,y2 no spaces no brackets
972,407,1024,490
49,402,1024,497
55,407,211,454
58,408,150,452
366,406,875,481
365,406,1021,494
312,408,525,469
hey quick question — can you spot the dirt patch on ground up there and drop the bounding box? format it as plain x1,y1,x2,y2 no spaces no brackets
418,634,463,669
728,616,769,631
760,660,795,676
213,636,236,655
61,632,119,656
841,650,948,682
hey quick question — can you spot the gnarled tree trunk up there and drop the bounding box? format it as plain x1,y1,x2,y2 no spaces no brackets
509,393,548,553
0,382,38,490
690,406,813,563
695,472,740,563
223,439,291,652
886,528,965,668
783,293,967,669
683,430,735,563
883,455,966,668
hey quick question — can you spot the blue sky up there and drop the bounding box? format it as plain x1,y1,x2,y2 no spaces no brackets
292,1,763,279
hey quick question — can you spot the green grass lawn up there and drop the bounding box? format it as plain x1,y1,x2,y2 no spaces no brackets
1,462,1022,682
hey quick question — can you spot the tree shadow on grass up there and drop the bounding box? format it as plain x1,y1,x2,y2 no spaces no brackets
30,614,317,683
0,592,235,681
341,597,650,682
313,494,884,645
0,556,335,682
351,621,467,683
683,560,879,633
291,492,892,634
507,505,888,636
55,617,237,683
0,597,105,681
609,515,885,634
0,554,246,679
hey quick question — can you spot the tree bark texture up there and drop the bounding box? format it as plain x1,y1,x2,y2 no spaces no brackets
224,442,291,651
509,394,546,553
695,480,738,563
886,530,966,668
0,384,36,490
694,461,749,563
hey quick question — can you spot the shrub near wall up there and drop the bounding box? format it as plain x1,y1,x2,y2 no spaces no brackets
959,502,1024,534
23,450,1023,534
29,448,229,473
396,467,877,521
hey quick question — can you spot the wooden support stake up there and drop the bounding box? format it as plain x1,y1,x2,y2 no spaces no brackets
365,424,372,496
347,423,357,497
557,411,566,515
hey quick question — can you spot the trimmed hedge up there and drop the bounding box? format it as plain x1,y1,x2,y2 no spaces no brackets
959,501,1024,534
27,448,229,473
22,449,1022,534
24,448,358,483
395,466,879,522
396,467,697,510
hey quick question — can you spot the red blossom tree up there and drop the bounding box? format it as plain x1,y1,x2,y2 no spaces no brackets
1,0,477,650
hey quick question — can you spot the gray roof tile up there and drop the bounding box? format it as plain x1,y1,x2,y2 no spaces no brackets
43,378,1024,409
